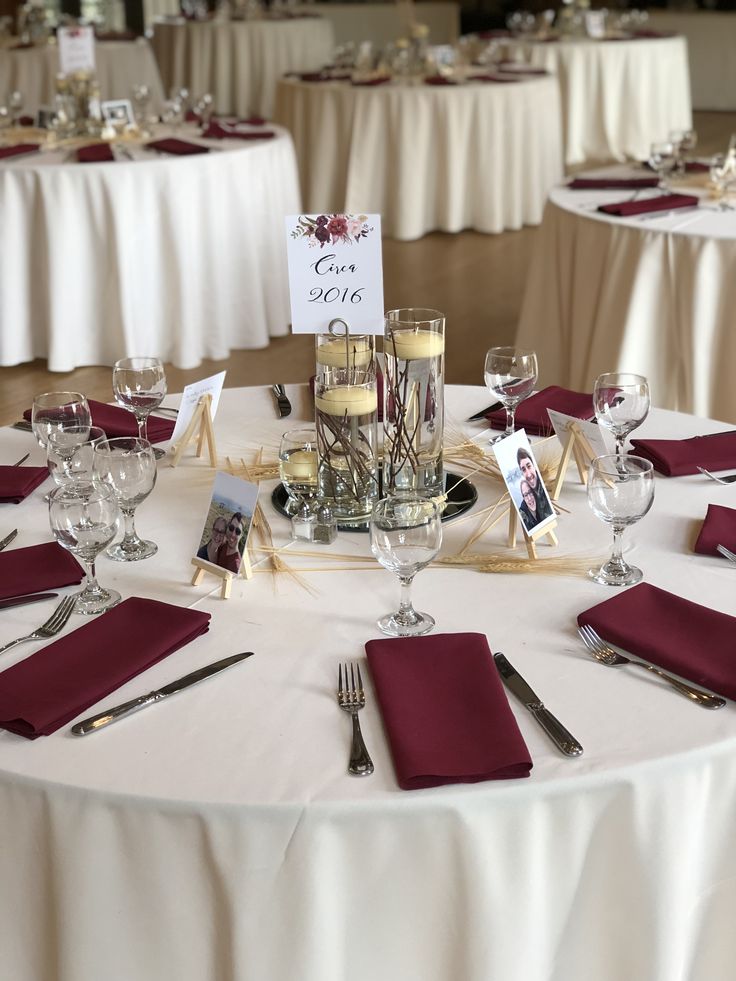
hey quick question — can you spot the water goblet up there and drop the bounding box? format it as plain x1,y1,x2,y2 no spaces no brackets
32,391,91,452
195,92,214,129
648,140,677,190
587,454,655,586
593,372,650,457
94,437,158,561
483,346,538,443
112,356,167,459
8,90,23,125
47,426,106,489
369,495,442,637
49,482,122,615
669,128,697,175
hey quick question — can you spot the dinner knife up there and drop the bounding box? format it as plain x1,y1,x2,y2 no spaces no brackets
71,651,255,735
0,592,58,611
272,384,292,418
0,529,18,552
493,652,583,757
467,400,502,422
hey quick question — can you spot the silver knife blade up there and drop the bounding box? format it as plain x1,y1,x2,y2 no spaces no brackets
494,652,583,757
467,400,502,422
0,592,58,611
70,652,255,735
11,420,33,432
272,384,292,418
0,529,18,552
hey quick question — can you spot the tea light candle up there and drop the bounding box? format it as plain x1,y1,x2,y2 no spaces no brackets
282,450,318,480
315,386,378,417
316,336,373,368
386,329,445,361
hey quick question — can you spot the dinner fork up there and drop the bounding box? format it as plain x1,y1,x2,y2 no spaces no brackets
12,453,29,467
697,467,736,484
716,544,736,565
577,624,725,709
0,595,77,656
337,662,374,776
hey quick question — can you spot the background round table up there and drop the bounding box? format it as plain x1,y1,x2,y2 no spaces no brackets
274,74,564,241
0,384,735,981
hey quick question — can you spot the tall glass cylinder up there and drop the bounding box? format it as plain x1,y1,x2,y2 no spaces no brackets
383,308,445,497
314,332,379,525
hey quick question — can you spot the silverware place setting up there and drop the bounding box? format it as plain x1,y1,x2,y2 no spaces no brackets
0,529,18,552
272,384,292,418
0,595,77,656
12,453,29,467
697,466,736,484
336,662,374,776
716,544,736,565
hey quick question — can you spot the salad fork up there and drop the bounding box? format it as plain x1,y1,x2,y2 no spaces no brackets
0,595,77,656
577,624,725,709
337,662,374,776
716,544,736,565
697,467,736,485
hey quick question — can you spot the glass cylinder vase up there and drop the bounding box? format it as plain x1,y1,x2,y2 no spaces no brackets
314,332,379,526
383,308,445,497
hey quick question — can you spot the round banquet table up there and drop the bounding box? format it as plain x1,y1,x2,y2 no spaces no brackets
0,125,300,371
501,34,692,165
1,384,736,980
274,74,564,241
516,170,736,422
150,16,336,118
0,37,165,116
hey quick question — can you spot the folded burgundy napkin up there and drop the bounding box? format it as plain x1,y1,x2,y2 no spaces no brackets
478,29,512,38
309,370,384,422
630,29,675,39
568,176,659,190
630,431,736,476
296,72,334,82
487,385,593,436
496,62,548,74
146,137,209,155
0,597,211,738
8,41,34,49
77,143,115,163
578,582,736,700
598,193,698,217
469,73,520,83
23,400,174,444
424,75,457,86
0,143,40,160
95,29,137,40
351,77,392,87
365,632,532,790
694,504,736,556
202,122,275,140
0,465,49,503
0,542,84,601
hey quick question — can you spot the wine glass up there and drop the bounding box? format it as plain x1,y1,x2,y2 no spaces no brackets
8,90,23,125
483,347,538,443
587,454,655,586
47,426,106,489
49,482,121,615
112,357,167,459
93,437,158,562
648,140,677,190
32,391,91,452
279,428,318,517
131,83,152,129
669,128,697,176
593,372,650,457
369,495,442,637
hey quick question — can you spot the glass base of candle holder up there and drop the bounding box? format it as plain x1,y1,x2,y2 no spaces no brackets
377,609,435,638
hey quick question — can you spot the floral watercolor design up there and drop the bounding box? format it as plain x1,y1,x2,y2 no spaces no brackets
291,214,373,248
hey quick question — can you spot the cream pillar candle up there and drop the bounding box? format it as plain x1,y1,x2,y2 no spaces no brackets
386,329,445,361
315,386,378,417
316,336,373,369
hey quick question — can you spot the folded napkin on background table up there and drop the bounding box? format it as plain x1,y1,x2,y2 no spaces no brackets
694,504,736,556
598,193,698,217
470,73,520,83
0,597,211,738
424,75,457,85
578,582,736,700
630,431,736,476
0,465,48,503
366,632,532,789
202,122,275,140
0,143,40,160
568,176,659,190
95,29,136,40
496,63,549,75
23,400,175,444
486,385,593,436
0,542,83,601
77,143,115,163
294,72,348,82
351,77,392,86
146,137,209,156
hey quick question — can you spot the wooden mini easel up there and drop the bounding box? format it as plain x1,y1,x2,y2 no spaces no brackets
550,420,597,502
169,393,217,468
507,506,558,559
190,548,253,600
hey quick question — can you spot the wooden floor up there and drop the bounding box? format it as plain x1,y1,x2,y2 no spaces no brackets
2,111,734,426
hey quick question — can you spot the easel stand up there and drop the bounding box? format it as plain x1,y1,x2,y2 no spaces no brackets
170,393,217,468
508,506,558,559
550,421,597,502
190,549,253,600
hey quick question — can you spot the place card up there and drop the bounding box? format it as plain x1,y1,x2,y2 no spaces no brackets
58,26,96,75
547,410,613,459
170,371,226,446
285,213,384,334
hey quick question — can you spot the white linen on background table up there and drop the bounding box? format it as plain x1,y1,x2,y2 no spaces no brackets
649,10,736,110
1,384,736,980
274,75,564,240
516,175,736,421
0,126,300,371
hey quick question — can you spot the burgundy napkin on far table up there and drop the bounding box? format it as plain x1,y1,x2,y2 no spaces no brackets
366,632,532,790
146,137,209,155
0,143,40,160
0,597,211,738
568,176,659,190
77,143,115,163
694,504,736,556
0,465,49,504
351,77,392,87
598,193,698,217
23,400,175,444
424,75,457,86
578,582,736,700
202,122,275,140
487,385,593,436
470,73,521,83
0,542,84,601
496,62,548,75
630,431,736,476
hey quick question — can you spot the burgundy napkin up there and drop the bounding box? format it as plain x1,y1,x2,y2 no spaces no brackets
0,143,40,160
630,431,736,476
478,29,512,38
8,41,34,49
146,137,209,155
77,143,115,163
309,370,384,422
487,385,593,436
0,543,84,601
366,632,532,790
0,597,211,738
694,504,736,556
578,582,736,700
351,77,392,87
598,193,698,217
0,466,49,504
424,75,457,86
95,29,136,40
568,176,659,190
23,400,174,444
469,73,521,83
18,115,34,126
296,72,335,82
202,122,275,140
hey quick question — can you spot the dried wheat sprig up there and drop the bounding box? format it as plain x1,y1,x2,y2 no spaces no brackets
437,551,597,577
458,493,510,554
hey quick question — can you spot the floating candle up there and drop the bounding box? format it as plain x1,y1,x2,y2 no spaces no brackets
316,336,373,368
315,386,378,417
386,329,445,361
281,449,318,480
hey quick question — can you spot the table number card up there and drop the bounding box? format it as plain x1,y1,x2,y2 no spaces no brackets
285,213,384,334
58,26,96,75
547,410,613,459
170,371,226,446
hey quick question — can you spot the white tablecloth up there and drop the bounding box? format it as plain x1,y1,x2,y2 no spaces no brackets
516,171,736,421
503,35,692,165
294,1,460,45
0,126,300,371
274,75,564,240
1,384,736,980
0,38,165,115
151,16,336,117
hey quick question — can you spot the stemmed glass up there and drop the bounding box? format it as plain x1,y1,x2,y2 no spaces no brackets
8,90,23,125
483,347,538,443
587,454,655,586
279,428,318,518
47,426,106,489
32,392,92,496
669,128,697,176
648,141,677,190
593,372,650,457
49,482,122,615
93,437,158,562
112,357,167,459
370,495,442,637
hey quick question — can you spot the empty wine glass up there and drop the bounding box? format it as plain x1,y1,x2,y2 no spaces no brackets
648,140,677,190
49,482,121,615
112,356,167,459
370,495,442,637
279,429,318,517
483,347,538,443
94,437,158,562
587,454,655,586
195,92,214,128
131,83,152,129
669,128,697,175
47,425,106,488
32,391,91,452
593,372,650,457
8,90,23,125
